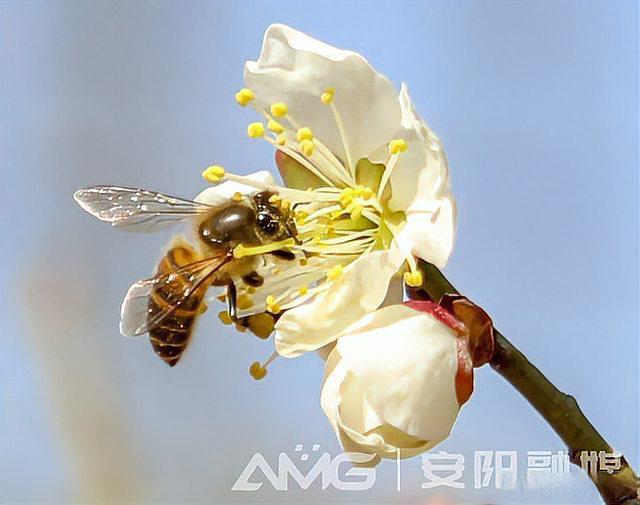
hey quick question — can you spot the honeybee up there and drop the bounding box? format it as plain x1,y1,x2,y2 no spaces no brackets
74,186,297,366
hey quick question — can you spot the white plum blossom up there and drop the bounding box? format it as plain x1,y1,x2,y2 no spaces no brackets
200,24,456,361
195,24,465,463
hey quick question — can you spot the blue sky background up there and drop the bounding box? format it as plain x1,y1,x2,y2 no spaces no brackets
1,1,637,503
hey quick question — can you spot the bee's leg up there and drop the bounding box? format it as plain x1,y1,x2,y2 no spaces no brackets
242,271,264,287
269,250,296,261
227,279,237,321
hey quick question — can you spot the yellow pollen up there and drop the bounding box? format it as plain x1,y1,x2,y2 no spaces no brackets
270,102,288,117
232,192,243,202
247,122,265,138
275,133,287,146
339,187,355,207
388,138,408,155
320,87,335,104
361,186,374,200
280,199,291,210
298,285,309,295
235,88,255,106
197,302,207,315
296,127,314,142
268,119,285,134
265,294,281,314
299,139,315,156
403,270,423,287
249,361,267,380
268,194,281,204
327,264,344,281
202,165,225,183
348,204,363,221
237,294,253,310
218,310,233,325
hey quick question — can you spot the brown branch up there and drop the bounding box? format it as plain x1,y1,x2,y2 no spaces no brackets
411,260,639,504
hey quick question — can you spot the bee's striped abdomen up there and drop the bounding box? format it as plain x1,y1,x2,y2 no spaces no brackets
148,243,208,367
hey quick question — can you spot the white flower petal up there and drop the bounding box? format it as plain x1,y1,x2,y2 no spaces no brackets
320,305,460,460
194,170,275,204
245,24,401,167
274,246,405,358
371,84,456,267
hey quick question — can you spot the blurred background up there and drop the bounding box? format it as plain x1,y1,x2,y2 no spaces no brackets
1,0,637,503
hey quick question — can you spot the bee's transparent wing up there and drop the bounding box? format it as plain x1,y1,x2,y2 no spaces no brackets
74,186,214,232
120,253,231,337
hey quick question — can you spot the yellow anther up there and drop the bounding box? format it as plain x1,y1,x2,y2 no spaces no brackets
197,302,208,315
299,258,308,266
265,294,281,314
296,127,314,142
235,323,247,333
232,191,243,202
298,285,309,296
388,138,408,155
270,102,288,117
311,234,322,245
299,139,315,157
268,194,281,204
268,118,285,134
320,87,335,104
275,133,287,146
235,88,255,106
339,187,355,207
237,294,254,310
348,204,363,221
327,264,344,281
403,270,423,287
218,310,233,325
247,122,265,138
202,165,225,183
216,294,227,302
249,361,267,380
361,186,374,200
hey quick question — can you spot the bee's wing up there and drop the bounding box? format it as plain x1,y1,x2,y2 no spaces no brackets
74,186,214,232
120,252,231,336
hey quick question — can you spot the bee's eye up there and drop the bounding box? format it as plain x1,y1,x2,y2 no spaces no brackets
257,212,280,235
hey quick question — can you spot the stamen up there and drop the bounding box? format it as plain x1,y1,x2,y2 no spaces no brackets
320,87,335,104
327,264,344,281
268,119,285,134
378,138,408,199
403,269,423,287
247,122,265,138
270,102,288,118
202,165,225,183
233,238,296,259
328,98,355,178
235,88,255,106
265,294,281,314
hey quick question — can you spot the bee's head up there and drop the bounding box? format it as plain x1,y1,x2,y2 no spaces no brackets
198,191,297,249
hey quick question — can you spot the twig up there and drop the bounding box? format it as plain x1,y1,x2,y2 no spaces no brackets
411,260,640,504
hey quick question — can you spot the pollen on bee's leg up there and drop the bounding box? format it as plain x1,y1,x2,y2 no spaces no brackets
236,294,254,310
247,313,275,339
218,310,233,325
